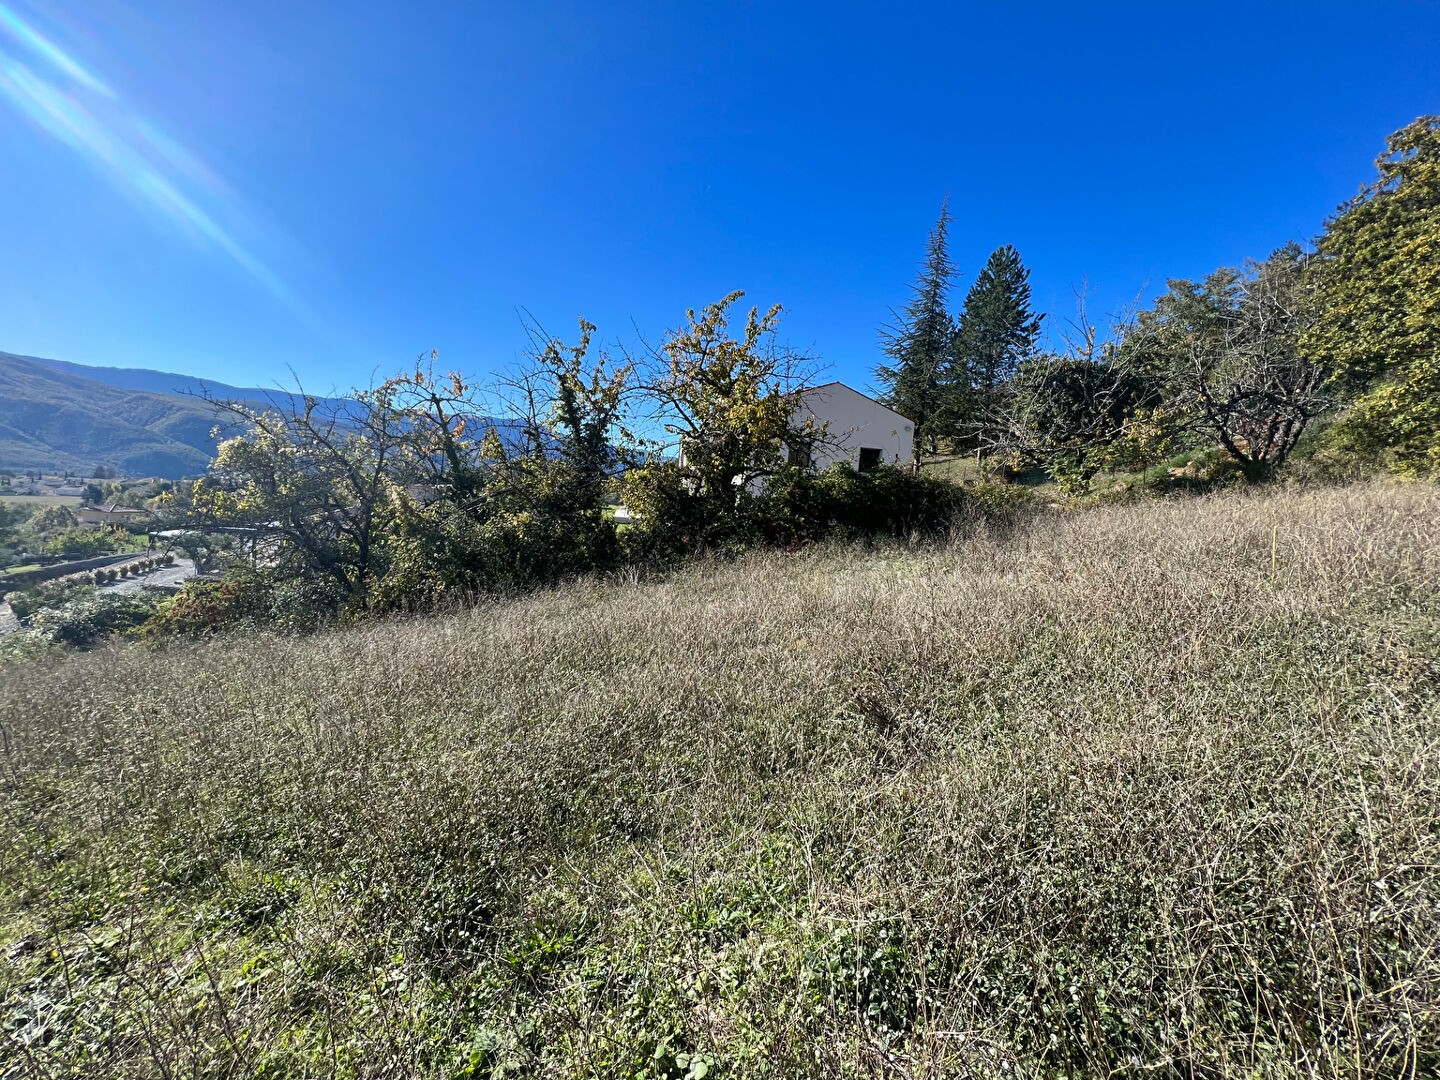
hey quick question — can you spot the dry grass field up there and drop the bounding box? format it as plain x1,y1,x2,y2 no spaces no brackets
2,482,1437,1078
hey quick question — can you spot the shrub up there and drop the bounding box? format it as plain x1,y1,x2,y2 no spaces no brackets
621,463,971,556
366,461,624,611
619,460,736,558
752,464,968,546
23,589,165,647
143,570,350,639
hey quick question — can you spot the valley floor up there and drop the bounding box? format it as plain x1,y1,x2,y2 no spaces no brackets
2,481,1438,1077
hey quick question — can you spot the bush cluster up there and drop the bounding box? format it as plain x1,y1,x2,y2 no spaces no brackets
620,463,978,559
142,570,349,639
753,463,971,545
23,552,175,593
10,586,164,648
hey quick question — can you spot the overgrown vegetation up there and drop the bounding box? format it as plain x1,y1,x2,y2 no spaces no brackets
0,116,1413,643
125,292,963,635
877,115,1440,492
0,505,142,570
3,112,1439,1075
2,482,1436,1076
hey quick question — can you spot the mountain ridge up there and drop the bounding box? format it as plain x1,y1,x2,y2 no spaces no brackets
0,351,353,478
15,353,354,410
0,352,525,479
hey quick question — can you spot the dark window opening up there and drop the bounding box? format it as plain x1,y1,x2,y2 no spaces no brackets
786,437,814,470
857,447,883,472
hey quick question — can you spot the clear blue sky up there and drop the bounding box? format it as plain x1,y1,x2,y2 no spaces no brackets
2,1,1437,396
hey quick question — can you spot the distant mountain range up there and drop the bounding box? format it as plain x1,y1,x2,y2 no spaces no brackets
0,351,353,479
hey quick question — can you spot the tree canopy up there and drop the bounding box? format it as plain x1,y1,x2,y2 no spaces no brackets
1306,115,1440,477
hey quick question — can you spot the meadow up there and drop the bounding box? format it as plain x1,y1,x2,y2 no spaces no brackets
1,481,1437,1078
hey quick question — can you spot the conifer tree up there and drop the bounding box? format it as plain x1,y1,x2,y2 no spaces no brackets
876,202,957,467
952,245,1043,456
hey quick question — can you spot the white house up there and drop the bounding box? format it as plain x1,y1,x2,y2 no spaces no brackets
787,382,913,472
611,382,914,521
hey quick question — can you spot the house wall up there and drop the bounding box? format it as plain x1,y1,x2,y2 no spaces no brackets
791,383,913,470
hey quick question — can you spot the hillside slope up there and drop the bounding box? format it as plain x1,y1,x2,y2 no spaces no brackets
0,352,353,478
0,351,225,476
2,483,1437,1075
16,353,352,407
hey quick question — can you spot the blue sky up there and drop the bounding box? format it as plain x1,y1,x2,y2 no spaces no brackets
2,1,1437,397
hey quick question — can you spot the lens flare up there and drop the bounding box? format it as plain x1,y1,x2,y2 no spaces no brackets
0,2,299,311
0,3,110,98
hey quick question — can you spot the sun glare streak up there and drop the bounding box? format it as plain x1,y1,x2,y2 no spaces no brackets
133,169,292,302
0,2,301,312
0,61,124,170
0,2,109,97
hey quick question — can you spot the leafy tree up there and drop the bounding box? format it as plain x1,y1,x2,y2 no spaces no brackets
25,505,78,544
1127,245,1326,475
515,318,634,510
30,504,77,533
185,393,408,602
623,293,818,550
177,330,635,614
951,244,1043,456
876,203,957,464
42,526,133,559
0,501,29,533
0,502,31,564
1305,115,1440,477
1002,354,1164,492
646,293,811,493
369,334,632,606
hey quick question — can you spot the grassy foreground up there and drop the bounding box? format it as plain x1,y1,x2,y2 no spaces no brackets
2,483,1438,1078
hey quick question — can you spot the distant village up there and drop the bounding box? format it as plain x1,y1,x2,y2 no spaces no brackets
1,467,168,524
0,469,195,606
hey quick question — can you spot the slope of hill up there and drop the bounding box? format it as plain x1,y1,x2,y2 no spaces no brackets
0,352,217,476
18,353,353,413
0,351,535,479
2,482,1436,1075
0,352,353,478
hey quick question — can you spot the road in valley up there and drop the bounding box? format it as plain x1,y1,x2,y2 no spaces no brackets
101,557,196,595
0,557,196,634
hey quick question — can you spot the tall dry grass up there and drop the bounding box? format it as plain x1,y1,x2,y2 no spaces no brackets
2,481,1438,1078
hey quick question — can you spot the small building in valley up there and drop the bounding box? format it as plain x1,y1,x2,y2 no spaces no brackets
77,502,150,529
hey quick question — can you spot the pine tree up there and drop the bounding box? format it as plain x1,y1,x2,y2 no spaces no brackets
876,202,957,467
952,245,1043,457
